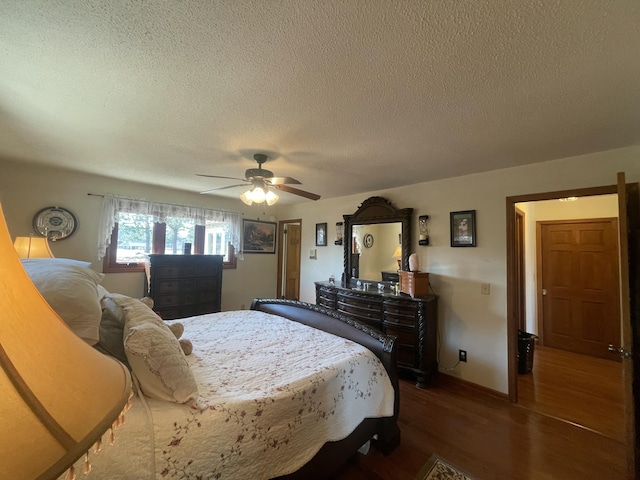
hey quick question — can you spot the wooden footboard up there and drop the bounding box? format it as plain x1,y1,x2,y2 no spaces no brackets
250,299,401,479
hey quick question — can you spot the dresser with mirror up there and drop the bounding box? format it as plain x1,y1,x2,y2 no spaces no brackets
315,196,438,388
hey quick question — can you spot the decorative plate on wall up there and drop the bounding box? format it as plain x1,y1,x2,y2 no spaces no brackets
33,206,78,241
363,233,374,248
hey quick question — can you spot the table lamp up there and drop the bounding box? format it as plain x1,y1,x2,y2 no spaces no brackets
0,204,132,479
13,235,55,258
392,246,402,269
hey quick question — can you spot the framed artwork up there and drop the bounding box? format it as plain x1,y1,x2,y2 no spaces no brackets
450,210,476,247
316,222,327,246
243,219,277,254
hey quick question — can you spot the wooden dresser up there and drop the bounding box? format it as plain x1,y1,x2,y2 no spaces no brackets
148,254,223,320
315,281,438,388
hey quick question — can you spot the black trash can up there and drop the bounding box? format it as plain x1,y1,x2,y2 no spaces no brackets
517,330,538,374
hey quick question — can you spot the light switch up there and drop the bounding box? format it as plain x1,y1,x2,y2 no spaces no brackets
481,283,490,295
309,248,317,259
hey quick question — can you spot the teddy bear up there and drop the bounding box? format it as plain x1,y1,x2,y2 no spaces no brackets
168,322,193,356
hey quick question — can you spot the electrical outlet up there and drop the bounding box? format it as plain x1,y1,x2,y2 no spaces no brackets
480,283,490,295
459,349,467,362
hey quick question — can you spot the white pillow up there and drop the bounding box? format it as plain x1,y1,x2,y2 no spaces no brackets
96,284,110,301
22,258,104,345
122,299,198,405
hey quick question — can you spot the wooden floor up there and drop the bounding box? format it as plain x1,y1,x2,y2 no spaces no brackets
517,345,625,442
334,346,627,479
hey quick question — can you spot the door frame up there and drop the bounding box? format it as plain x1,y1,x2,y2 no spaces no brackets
276,218,302,299
506,183,617,400
515,207,526,332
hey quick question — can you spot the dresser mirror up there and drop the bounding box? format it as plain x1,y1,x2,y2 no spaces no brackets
343,196,412,285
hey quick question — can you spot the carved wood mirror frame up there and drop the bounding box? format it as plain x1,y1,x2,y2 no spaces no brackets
343,196,413,284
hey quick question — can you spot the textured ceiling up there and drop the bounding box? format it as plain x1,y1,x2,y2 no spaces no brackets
1,1,639,204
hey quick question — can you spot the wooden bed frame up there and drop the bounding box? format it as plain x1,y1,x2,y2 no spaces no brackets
250,299,401,479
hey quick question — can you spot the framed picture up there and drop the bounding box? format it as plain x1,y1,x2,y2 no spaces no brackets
450,210,476,247
243,219,277,254
316,222,327,246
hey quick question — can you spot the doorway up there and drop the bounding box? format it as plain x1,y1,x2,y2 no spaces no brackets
518,214,624,439
277,219,302,300
506,179,639,475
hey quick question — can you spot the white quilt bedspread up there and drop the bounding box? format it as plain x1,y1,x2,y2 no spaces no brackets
64,309,395,480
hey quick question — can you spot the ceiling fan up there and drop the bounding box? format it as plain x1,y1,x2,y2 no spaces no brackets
197,153,321,204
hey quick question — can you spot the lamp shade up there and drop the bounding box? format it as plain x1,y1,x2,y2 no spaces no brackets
240,189,254,205
14,235,55,258
240,185,279,206
265,190,279,206
0,205,132,479
392,246,402,269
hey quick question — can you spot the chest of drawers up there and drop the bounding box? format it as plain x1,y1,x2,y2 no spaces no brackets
148,255,223,320
381,271,400,282
336,290,384,330
398,271,430,298
315,281,438,388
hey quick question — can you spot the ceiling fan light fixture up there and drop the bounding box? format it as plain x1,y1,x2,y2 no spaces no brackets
240,190,254,205
200,152,318,202
265,190,279,206
240,185,279,206
250,186,267,203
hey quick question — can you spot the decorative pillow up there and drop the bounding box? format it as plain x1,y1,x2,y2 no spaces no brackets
96,293,146,367
122,300,198,405
21,258,105,345
101,292,134,324
94,307,129,367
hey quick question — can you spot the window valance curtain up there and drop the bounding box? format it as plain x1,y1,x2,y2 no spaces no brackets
97,194,242,260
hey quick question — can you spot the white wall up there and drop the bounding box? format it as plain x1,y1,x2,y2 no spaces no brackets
0,159,281,311
2,146,638,394
279,146,640,394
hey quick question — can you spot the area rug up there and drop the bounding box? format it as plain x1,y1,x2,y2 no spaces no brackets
415,454,476,480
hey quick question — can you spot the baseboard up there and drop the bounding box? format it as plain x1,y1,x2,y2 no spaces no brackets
437,372,509,402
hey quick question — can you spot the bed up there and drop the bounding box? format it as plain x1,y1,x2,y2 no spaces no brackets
22,259,400,479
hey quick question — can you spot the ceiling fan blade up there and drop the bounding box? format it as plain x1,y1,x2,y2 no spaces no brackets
200,184,249,194
265,176,302,185
274,184,321,200
196,173,248,182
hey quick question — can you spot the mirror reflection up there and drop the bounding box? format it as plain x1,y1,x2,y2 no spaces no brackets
343,196,412,286
351,223,402,280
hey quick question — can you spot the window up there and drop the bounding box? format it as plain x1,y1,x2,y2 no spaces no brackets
164,216,196,255
114,213,154,264
103,212,238,273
